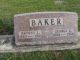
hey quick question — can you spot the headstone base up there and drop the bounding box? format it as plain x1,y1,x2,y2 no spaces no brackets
0,32,80,52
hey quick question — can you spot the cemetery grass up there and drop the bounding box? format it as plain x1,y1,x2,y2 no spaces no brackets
0,0,80,60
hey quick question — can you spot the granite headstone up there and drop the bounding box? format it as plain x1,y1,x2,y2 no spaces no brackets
14,12,78,45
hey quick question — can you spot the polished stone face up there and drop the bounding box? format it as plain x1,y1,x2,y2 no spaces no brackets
30,18,63,27
14,12,78,45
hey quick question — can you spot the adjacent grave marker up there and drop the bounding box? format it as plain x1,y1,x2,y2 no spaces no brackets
14,12,78,46
54,0,64,4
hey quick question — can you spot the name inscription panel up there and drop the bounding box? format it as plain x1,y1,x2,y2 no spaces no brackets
14,12,78,45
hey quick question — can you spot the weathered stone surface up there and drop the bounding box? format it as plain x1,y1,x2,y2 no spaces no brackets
14,12,78,45
0,33,80,52
0,35,13,51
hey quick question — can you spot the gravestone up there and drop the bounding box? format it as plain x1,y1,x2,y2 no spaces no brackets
14,12,78,46
54,0,64,4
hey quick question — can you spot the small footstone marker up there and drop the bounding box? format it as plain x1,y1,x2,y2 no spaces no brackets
14,12,78,46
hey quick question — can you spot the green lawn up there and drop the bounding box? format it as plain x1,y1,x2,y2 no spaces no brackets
0,50,80,60
0,0,80,60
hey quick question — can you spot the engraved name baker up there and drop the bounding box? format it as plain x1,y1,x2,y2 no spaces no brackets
30,18,63,27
